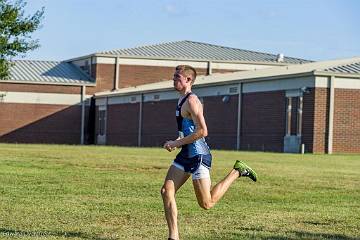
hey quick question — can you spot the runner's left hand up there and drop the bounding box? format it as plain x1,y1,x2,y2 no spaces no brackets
163,140,177,152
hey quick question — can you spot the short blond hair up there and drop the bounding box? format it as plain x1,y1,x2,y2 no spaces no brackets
175,65,197,84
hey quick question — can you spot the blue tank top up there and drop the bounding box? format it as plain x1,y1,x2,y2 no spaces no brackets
176,92,210,158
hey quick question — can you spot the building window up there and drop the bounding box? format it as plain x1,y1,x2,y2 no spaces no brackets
130,96,137,103
285,96,303,136
153,94,160,101
229,87,238,94
98,110,106,136
80,60,90,74
286,97,292,136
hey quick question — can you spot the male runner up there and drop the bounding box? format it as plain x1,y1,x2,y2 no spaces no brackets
161,65,257,240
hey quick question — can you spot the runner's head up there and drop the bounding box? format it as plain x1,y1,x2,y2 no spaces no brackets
174,65,197,85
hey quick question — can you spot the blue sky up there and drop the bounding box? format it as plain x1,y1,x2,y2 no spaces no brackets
22,0,360,61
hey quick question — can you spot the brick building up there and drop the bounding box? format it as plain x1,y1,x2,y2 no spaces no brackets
94,57,360,154
1,41,359,153
0,61,94,144
0,41,306,145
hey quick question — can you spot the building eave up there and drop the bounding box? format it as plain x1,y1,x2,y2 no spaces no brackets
93,71,315,99
90,53,301,66
64,54,96,63
0,79,96,87
313,70,360,79
66,53,306,66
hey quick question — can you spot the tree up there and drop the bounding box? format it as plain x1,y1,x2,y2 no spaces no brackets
0,0,44,79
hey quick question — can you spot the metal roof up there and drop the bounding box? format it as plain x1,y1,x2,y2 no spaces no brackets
95,57,360,98
324,62,360,74
97,40,311,64
3,60,93,85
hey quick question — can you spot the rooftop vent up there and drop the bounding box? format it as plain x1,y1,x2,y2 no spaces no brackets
276,53,284,62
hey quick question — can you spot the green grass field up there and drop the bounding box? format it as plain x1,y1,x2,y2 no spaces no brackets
0,144,359,240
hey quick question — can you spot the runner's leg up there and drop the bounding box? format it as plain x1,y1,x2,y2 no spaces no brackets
161,165,190,239
193,169,239,209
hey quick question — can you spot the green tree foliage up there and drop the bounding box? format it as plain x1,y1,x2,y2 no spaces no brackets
0,0,43,79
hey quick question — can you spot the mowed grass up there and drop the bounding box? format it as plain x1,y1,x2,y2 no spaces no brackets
0,144,359,240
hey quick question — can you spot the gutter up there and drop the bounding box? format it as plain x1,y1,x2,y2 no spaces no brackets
95,54,305,66
65,53,307,66
313,70,360,79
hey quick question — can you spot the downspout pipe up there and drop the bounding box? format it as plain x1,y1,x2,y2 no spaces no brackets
327,76,335,154
114,57,120,90
236,83,243,150
138,93,143,147
80,85,86,145
208,61,212,75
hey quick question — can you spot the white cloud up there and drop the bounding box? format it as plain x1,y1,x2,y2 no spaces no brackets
164,4,176,13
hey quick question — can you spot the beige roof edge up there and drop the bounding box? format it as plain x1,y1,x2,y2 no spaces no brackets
0,79,96,87
94,56,360,99
64,54,95,63
314,70,360,79
93,72,315,99
95,53,298,66
65,53,299,66
93,87,172,99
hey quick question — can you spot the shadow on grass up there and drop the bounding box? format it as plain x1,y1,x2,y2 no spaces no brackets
0,228,115,240
186,230,359,240
291,231,359,240
249,230,358,240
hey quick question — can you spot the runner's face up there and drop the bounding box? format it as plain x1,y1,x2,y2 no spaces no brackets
173,71,190,91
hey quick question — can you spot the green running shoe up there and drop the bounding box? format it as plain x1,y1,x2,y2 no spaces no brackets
233,160,257,182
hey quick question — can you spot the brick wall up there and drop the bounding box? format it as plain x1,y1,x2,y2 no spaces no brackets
99,91,287,152
101,91,284,152
312,88,329,153
118,65,210,88
141,100,177,147
333,88,360,153
203,95,238,150
237,87,360,154
0,82,94,145
95,100,176,147
119,65,183,88
100,95,238,150
91,64,115,93
0,103,82,144
94,86,360,153
93,63,242,89
106,103,140,146
241,91,286,152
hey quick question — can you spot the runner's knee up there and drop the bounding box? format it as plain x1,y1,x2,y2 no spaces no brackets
160,184,175,199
